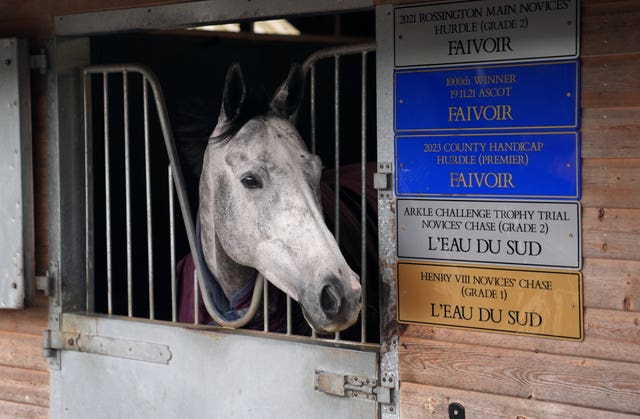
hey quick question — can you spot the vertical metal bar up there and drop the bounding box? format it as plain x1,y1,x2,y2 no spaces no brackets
143,77,155,320
263,279,269,332
169,165,177,322
334,55,341,341
360,52,368,344
123,71,133,318
310,64,316,154
83,72,94,313
310,63,318,340
194,270,199,325
286,296,292,335
103,72,113,316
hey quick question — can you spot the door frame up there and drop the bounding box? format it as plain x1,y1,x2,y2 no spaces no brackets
48,1,399,417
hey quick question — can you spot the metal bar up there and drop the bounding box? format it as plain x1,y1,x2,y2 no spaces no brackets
310,64,316,154
360,51,368,344
169,165,177,323
55,0,373,36
302,43,376,75
85,64,263,328
143,77,155,320
286,296,292,335
83,72,94,313
334,55,341,342
194,270,199,325
263,279,269,332
123,71,133,318
103,72,113,316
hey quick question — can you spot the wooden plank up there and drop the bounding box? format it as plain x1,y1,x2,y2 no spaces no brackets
581,108,640,159
400,382,639,419
0,331,48,372
583,207,640,261
582,159,640,209
0,365,48,408
583,258,640,311
0,399,48,419
399,338,640,414
401,308,640,363
582,4,640,57
582,56,640,109
0,295,48,335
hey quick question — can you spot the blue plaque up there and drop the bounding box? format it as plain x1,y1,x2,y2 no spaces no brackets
396,132,580,199
395,61,580,132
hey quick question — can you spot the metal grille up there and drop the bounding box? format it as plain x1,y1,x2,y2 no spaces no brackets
84,43,377,344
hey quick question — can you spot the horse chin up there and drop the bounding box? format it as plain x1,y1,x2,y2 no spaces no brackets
300,305,360,335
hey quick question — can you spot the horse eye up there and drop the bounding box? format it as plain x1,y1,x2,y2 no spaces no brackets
241,173,263,189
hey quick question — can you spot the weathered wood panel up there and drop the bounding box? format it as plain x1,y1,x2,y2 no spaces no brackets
0,365,48,408
582,159,640,208
582,56,640,108
400,383,639,419
583,257,640,311
0,331,48,372
0,296,48,335
581,108,640,158
583,207,640,260
401,308,640,363
0,399,48,419
582,5,640,57
0,295,49,414
399,338,640,414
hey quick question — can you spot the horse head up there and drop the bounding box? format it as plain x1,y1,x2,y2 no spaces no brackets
198,63,362,333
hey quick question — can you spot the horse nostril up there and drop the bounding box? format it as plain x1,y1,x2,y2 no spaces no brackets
320,283,341,315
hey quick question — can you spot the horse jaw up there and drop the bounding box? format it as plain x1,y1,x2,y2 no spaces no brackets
254,235,363,334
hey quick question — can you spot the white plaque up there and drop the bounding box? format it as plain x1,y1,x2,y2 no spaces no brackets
397,199,581,269
395,0,580,67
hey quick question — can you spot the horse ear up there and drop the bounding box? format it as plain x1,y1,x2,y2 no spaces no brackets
270,64,305,120
220,63,246,123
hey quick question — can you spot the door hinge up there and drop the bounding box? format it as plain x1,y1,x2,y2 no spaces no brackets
35,272,52,296
42,330,172,365
30,50,47,75
373,162,392,191
314,370,392,405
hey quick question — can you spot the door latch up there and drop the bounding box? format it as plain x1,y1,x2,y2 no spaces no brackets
314,370,392,404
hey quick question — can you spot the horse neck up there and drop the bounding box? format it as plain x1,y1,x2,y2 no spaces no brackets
208,233,256,301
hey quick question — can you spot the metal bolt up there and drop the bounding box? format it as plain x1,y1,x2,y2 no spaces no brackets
67,338,74,346
10,282,17,289
4,59,11,66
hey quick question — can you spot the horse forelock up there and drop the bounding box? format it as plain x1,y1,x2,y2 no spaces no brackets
209,89,271,144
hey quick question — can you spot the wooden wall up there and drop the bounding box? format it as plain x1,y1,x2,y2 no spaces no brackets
398,0,640,417
0,296,49,418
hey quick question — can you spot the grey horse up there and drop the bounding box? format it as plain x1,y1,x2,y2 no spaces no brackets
196,63,362,334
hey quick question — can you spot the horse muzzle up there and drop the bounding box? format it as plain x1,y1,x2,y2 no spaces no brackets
300,272,362,334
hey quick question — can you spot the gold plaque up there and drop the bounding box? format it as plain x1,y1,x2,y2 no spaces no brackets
397,262,583,340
